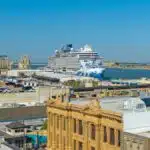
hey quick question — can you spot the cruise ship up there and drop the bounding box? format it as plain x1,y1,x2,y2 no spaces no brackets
48,44,105,80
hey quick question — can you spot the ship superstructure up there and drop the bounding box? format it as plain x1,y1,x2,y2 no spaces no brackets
48,44,105,80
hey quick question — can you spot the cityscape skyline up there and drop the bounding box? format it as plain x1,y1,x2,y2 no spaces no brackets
0,0,150,62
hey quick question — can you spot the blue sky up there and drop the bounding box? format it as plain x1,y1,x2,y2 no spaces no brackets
0,0,150,62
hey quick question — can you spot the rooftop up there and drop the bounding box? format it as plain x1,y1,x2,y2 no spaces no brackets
70,96,147,113
0,143,20,150
0,106,46,122
137,131,150,138
0,55,8,58
6,122,29,129
69,96,150,133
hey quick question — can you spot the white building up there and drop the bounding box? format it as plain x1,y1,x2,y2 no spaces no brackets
5,122,29,137
22,79,38,88
71,96,150,133
99,96,150,133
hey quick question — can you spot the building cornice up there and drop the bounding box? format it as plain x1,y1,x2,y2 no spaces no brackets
47,99,122,123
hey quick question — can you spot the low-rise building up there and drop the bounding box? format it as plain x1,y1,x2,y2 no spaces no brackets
5,122,29,137
122,131,150,150
22,80,38,88
0,55,11,74
18,55,30,70
0,122,32,149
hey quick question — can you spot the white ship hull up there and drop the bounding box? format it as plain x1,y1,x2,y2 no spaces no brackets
76,68,105,80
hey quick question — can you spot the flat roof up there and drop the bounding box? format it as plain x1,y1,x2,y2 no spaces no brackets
137,131,150,138
70,96,150,133
6,122,30,129
70,96,146,113
0,106,46,122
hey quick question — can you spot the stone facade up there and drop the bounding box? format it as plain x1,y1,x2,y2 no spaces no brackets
122,132,150,150
47,97,123,150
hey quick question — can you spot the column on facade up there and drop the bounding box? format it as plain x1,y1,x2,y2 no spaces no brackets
66,117,69,150
68,114,72,150
115,129,118,147
120,130,123,150
62,116,65,150
100,124,104,146
83,121,88,150
96,124,100,150
59,115,62,150
107,126,110,145
76,119,79,150
47,112,51,149
52,114,56,150
72,118,75,150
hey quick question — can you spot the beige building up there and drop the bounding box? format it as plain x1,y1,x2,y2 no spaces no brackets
0,55,11,74
18,55,30,70
47,91,123,150
122,131,150,150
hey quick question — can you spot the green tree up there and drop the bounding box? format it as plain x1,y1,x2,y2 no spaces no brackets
92,81,98,87
41,120,47,130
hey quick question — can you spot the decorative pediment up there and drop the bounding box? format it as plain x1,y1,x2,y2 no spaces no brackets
48,98,62,106
80,99,101,114
48,100,56,105
88,99,101,110
81,105,90,111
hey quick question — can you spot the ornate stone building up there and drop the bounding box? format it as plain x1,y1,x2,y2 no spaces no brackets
47,94,123,150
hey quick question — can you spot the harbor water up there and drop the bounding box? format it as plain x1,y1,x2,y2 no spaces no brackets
103,68,150,79
14,63,150,80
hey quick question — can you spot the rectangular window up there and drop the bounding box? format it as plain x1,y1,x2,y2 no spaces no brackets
79,120,83,135
20,129,24,132
50,132,52,146
57,116,59,129
91,147,95,150
118,130,121,146
52,96,56,99
110,128,115,145
104,126,107,142
74,140,76,150
78,141,83,150
63,117,66,130
91,124,96,140
63,136,66,150
8,129,11,132
74,119,76,133
57,134,59,148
